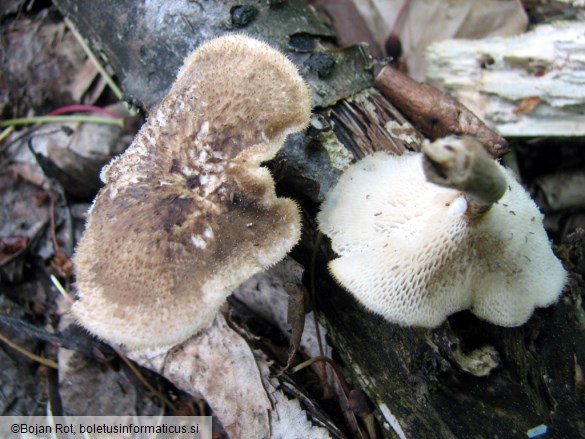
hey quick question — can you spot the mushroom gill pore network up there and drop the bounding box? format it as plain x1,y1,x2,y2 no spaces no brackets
318,151,566,328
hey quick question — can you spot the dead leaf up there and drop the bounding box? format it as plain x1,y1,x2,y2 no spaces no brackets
536,171,585,211
20,103,134,200
513,96,541,116
286,281,306,366
309,0,382,57
0,17,88,116
58,348,153,415
51,249,74,279
0,173,50,283
0,236,29,265
352,0,527,80
129,315,272,439
68,59,100,103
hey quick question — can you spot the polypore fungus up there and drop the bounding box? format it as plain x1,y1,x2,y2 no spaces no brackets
73,35,312,348
318,136,566,328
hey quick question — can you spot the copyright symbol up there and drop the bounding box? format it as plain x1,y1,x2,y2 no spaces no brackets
11,424,19,434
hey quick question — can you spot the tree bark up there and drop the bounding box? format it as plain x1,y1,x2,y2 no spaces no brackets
53,1,585,438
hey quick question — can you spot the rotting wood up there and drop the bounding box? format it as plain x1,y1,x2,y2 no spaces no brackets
425,21,585,137
329,88,423,160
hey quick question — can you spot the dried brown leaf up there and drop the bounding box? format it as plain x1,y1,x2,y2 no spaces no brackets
286,281,306,366
129,315,272,438
513,96,541,116
352,0,527,80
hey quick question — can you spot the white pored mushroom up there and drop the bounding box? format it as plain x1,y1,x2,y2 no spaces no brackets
318,136,566,328
72,35,312,349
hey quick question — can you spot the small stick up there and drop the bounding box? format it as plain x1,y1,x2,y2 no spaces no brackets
0,126,14,142
290,355,351,397
65,17,139,117
65,17,124,101
0,331,58,369
51,275,74,305
114,347,176,410
375,66,507,158
0,115,123,128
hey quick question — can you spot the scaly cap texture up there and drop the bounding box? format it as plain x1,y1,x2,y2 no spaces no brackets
318,151,566,327
73,35,312,348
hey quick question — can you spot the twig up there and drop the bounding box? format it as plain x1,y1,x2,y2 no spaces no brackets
64,17,124,101
49,191,59,253
375,66,507,158
290,355,351,397
310,231,329,393
0,126,14,142
114,348,176,410
0,115,123,128
0,331,58,369
46,366,64,416
65,17,139,117
51,275,74,305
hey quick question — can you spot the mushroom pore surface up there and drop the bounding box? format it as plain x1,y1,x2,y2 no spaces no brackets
73,35,312,349
318,151,566,327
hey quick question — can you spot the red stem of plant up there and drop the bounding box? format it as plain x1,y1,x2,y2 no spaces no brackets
390,0,411,38
48,104,122,119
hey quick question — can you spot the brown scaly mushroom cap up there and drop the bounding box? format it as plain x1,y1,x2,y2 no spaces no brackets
318,136,566,328
73,35,312,349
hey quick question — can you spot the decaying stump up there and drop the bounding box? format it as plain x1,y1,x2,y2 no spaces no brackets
425,21,585,137
53,1,585,438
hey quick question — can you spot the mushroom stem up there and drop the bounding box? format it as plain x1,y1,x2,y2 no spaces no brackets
422,136,507,217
